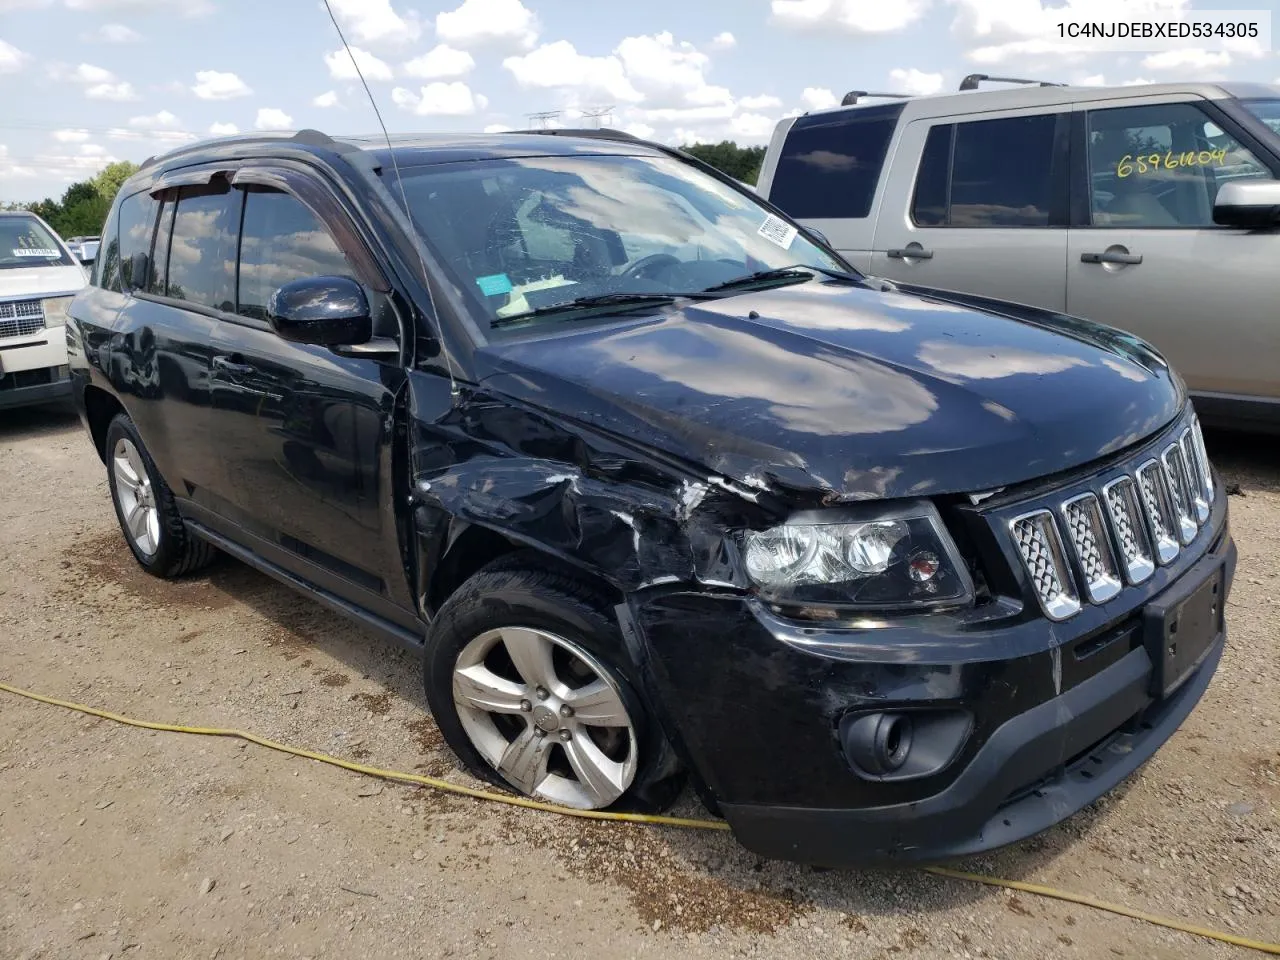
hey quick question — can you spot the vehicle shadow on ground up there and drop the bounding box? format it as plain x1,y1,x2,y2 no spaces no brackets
0,403,80,440
1205,427,1280,495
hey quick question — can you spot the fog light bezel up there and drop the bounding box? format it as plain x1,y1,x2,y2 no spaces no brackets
839,708,972,783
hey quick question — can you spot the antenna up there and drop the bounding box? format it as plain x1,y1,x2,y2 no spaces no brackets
525,110,562,129
320,0,460,399
580,105,615,128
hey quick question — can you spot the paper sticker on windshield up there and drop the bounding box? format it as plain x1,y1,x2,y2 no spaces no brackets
12,248,60,257
475,273,514,297
757,215,798,250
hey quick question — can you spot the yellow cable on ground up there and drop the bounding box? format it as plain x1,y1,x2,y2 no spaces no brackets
2,679,1277,956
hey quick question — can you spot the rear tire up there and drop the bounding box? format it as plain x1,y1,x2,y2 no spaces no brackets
104,412,217,578
424,556,682,812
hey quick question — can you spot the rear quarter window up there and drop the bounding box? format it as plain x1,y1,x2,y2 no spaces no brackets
769,105,903,219
118,191,159,292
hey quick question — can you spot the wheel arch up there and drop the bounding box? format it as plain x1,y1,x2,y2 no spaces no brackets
83,384,125,463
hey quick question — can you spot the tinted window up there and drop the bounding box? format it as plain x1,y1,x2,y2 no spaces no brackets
165,184,238,311
911,124,952,227
93,202,121,290
1086,102,1274,228
147,195,174,296
950,115,1056,227
770,108,901,219
118,191,157,292
237,188,352,322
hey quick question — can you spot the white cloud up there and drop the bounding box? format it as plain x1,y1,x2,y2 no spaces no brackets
1141,49,1230,71
128,109,180,128
325,46,393,82
52,128,90,142
772,0,929,35
483,123,514,133
87,22,141,42
504,41,642,103
78,143,107,157
327,0,421,46
312,90,339,108
740,94,782,110
64,0,213,12
86,81,139,101
107,126,195,143
0,40,31,74
436,0,538,50
391,81,488,115
1122,77,1153,86
209,121,239,135
67,62,114,84
191,69,251,99
254,107,293,130
403,43,475,79
801,86,838,110
1079,73,1107,85
616,31,713,107
710,31,736,50
889,67,944,95
729,112,775,139
625,122,656,139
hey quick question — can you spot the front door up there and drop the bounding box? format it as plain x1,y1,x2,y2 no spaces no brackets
1066,96,1280,403
206,181,413,621
869,110,1071,311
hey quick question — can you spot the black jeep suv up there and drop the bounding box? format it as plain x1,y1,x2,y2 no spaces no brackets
67,128,1235,866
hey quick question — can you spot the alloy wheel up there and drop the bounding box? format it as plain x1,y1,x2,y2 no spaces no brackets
452,626,639,809
112,437,161,557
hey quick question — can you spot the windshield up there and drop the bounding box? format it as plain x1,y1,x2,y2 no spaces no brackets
393,153,847,333
1241,98,1280,141
0,215,75,270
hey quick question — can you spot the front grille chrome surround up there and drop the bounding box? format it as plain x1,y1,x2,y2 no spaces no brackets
1010,510,1080,621
1181,427,1211,522
1191,419,1214,505
1161,443,1198,545
1059,493,1123,604
1101,476,1155,585
1136,459,1181,565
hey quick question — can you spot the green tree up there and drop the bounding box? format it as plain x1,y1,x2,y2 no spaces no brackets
16,160,140,238
679,141,768,184
92,161,140,204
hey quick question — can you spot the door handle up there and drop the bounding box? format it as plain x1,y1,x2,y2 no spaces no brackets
212,355,254,376
887,246,934,260
1081,251,1143,265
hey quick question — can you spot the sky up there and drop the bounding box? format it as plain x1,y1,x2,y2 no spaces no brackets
1,0,1278,202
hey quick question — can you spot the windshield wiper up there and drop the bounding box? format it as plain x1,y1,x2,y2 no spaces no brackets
701,263,863,293
489,291,719,329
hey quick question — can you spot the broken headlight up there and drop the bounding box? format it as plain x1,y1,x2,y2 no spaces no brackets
742,501,973,609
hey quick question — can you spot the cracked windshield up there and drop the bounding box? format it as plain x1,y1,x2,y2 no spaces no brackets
394,152,846,331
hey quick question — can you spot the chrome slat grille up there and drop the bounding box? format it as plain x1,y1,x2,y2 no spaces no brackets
0,299,44,339
1060,493,1122,604
1101,477,1155,585
1008,413,1216,620
1136,459,1180,565
1161,443,1197,545
1010,510,1080,621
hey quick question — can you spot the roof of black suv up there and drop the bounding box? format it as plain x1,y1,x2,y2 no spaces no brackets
134,128,664,178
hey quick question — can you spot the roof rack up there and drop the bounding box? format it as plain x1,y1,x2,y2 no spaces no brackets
138,128,355,170
840,90,913,106
959,74,1067,91
509,128,642,142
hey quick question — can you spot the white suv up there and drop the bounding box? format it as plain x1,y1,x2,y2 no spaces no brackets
0,211,86,410
757,80,1280,431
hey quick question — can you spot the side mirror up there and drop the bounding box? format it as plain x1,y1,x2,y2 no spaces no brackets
267,276,372,347
1213,179,1280,228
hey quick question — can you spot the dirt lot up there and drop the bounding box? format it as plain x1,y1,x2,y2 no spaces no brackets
1,405,1278,960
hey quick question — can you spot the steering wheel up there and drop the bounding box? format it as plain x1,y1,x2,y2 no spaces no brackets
619,253,682,283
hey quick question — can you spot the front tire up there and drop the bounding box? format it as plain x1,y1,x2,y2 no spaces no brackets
105,413,217,578
424,557,681,811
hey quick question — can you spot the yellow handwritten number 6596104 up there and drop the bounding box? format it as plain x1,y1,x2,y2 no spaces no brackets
1116,148,1229,178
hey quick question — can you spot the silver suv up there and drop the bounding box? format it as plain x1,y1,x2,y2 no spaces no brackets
757,79,1280,431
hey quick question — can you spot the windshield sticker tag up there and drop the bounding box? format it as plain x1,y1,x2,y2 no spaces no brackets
13,248,60,257
475,273,514,297
757,215,798,250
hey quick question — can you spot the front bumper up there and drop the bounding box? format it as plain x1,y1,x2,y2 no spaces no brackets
624,462,1234,867
1,329,71,410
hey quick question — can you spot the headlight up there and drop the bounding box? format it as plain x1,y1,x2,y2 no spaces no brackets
42,296,74,327
742,501,973,610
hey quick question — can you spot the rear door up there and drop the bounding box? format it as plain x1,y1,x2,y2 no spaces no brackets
206,170,415,625
1065,95,1280,402
869,109,1072,311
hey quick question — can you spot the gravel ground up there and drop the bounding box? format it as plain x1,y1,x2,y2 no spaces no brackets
1,404,1278,960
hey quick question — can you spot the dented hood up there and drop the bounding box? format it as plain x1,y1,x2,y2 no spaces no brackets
475,280,1184,501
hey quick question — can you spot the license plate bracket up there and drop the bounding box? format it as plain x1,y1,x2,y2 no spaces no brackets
1142,563,1223,699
